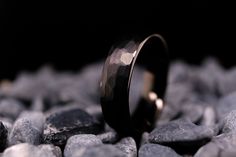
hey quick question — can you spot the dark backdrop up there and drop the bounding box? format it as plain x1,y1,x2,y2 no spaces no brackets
1,1,235,80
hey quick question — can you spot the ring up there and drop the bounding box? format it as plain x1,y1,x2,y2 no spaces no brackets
100,34,169,141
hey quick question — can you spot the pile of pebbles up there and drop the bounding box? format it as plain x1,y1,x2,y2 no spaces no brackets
1,57,236,157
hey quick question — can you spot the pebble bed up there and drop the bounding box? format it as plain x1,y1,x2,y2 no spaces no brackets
1,57,236,157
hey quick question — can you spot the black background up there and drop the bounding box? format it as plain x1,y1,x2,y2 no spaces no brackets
1,1,235,80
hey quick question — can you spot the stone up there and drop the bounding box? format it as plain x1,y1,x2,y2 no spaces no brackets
140,132,149,146
165,83,193,108
180,103,204,123
161,83,194,125
220,110,236,133
2,143,36,157
85,106,104,124
149,119,214,154
37,144,62,157
76,62,103,105
0,118,13,134
43,107,102,147
115,137,137,157
0,122,8,151
194,132,236,157
8,112,45,145
31,96,44,111
189,66,217,97
218,67,236,96
200,106,216,126
64,134,102,157
3,66,56,101
70,145,125,157
0,99,25,120
216,91,236,120
97,131,119,144
2,143,62,157
139,143,181,157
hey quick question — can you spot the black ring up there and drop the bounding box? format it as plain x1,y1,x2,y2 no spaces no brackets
100,34,169,141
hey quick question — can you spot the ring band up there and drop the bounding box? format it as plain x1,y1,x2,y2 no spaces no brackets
100,34,169,141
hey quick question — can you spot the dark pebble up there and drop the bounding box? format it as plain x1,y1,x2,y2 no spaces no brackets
139,143,181,157
85,106,104,124
0,118,13,134
149,119,214,154
43,107,102,147
0,99,25,120
64,134,102,157
8,112,45,146
0,122,8,152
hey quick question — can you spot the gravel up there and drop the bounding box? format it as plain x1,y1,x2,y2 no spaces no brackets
8,111,45,146
64,134,102,157
139,143,181,157
43,107,103,147
1,58,236,156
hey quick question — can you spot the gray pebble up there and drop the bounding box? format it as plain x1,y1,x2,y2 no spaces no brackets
139,143,181,157
168,61,190,84
165,83,193,108
4,66,56,101
64,134,102,157
194,132,236,157
0,122,8,151
2,143,61,157
31,96,44,111
115,137,137,157
218,67,236,96
70,144,125,157
216,91,236,120
74,62,103,105
43,107,102,147
85,106,104,124
97,131,119,144
0,99,25,120
189,66,218,97
181,103,204,123
2,143,36,157
8,112,45,146
37,144,62,157
149,119,214,153
140,132,149,146
220,110,236,133
200,106,216,126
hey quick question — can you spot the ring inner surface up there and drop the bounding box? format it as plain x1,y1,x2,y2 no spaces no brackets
130,36,168,134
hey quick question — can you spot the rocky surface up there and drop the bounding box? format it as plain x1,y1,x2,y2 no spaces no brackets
64,134,102,157
8,111,45,146
1,58,236,156
43,107,103,147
